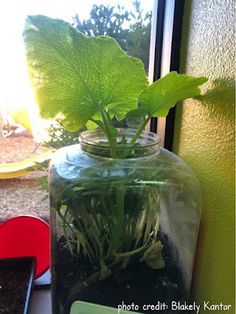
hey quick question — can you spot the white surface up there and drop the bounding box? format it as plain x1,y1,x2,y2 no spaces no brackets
29,289,52,314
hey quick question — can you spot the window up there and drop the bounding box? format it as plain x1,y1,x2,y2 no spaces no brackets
0,0,155,221
149,0,185,149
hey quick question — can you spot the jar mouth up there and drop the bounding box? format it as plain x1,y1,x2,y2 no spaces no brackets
79,128,160,158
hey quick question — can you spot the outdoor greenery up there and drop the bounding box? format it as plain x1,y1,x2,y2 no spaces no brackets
44,124,82,149
73,0,152,71
23,14,207,278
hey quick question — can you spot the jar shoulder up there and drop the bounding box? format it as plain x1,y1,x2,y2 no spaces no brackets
49,144,199,186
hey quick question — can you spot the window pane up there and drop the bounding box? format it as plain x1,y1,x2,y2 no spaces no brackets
72,0,153,73
0,0,155,220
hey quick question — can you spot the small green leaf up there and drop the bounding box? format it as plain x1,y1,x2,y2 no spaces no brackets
120,135,127,144
141,241,165,269
139,71,207,117
24,15,148,131
107,100,139,121
126,108,148,118
86,120,99,130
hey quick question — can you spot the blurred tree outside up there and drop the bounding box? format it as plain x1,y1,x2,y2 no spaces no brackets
45,0,152,148
73,0,152,71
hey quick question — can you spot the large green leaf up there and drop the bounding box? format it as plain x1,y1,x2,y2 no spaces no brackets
138,72,207,117
24,15,148,131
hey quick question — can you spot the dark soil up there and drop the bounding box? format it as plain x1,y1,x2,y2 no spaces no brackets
0,268,31,314
52,232,188,314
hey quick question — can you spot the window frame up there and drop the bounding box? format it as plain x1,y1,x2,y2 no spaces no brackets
148,0,185,151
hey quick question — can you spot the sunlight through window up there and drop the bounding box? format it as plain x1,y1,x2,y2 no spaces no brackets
0,0,153,140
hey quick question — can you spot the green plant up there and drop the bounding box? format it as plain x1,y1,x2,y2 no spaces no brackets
24,15,206,158
23,15,207,278
44,124,83,149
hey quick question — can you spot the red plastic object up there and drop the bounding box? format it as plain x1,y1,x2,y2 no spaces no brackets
0,216,50,278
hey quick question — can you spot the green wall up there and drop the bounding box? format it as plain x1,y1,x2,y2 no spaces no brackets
173,0,235,311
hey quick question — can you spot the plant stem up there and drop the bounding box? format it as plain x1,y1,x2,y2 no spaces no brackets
130,115,151,145
57,206,75,255
110,186,125,255
100,110,117,158
114,241,149,258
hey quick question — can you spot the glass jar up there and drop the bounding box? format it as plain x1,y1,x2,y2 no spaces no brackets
49,129,201,314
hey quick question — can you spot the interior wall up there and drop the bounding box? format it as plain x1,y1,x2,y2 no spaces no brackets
172,0,235,311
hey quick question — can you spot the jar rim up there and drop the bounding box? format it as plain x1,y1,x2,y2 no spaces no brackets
79,128,161,150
